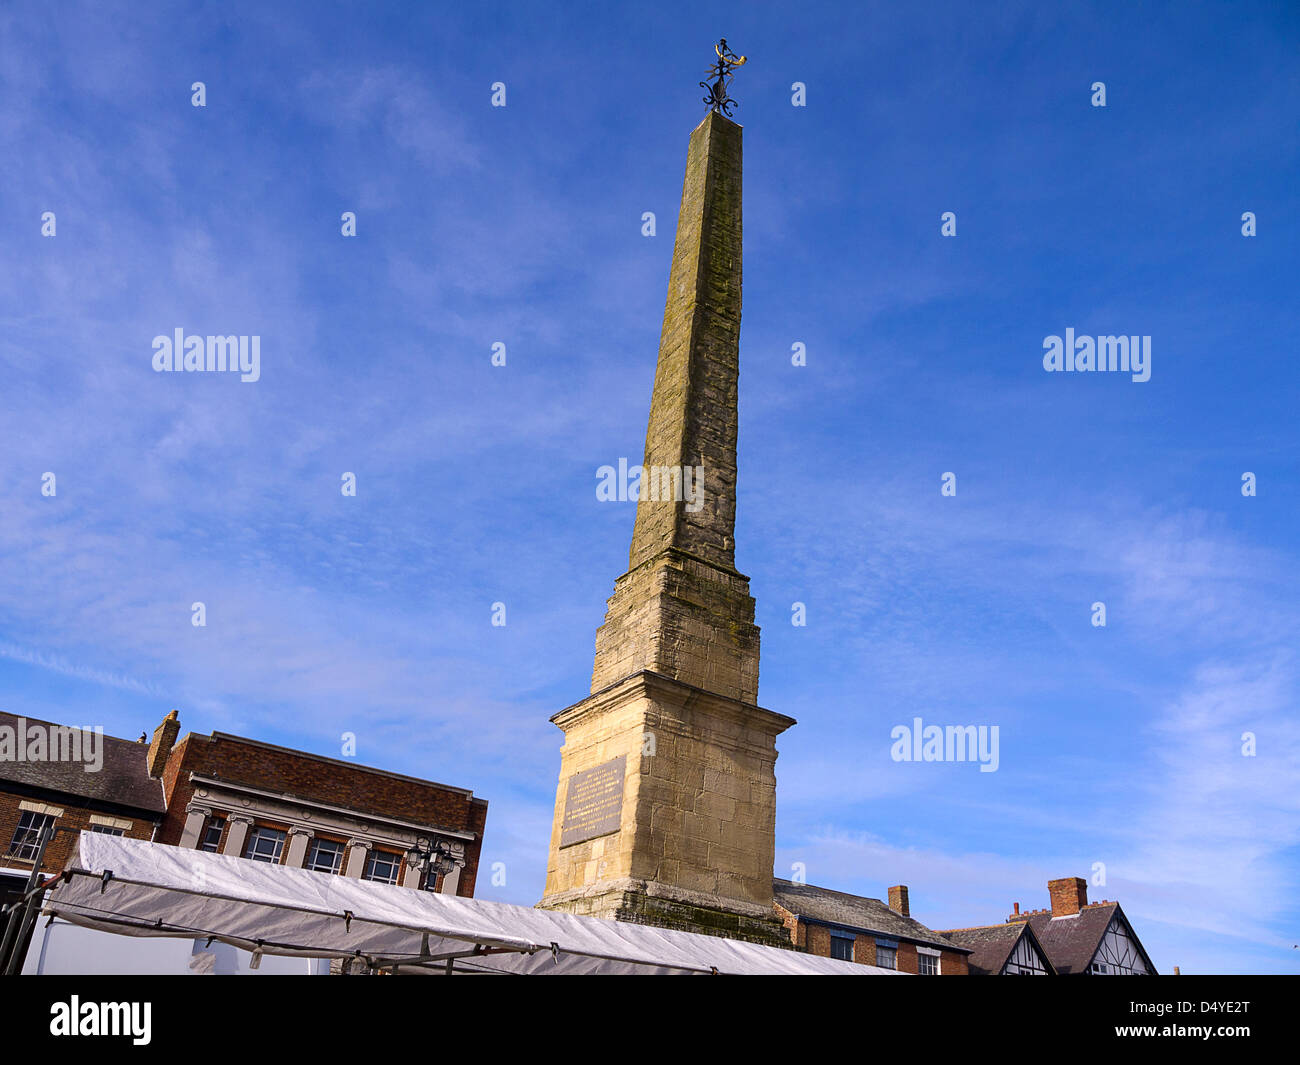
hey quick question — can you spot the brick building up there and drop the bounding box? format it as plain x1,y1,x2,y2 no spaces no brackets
773,879,972,974
0,712,166,911
2,708,488,909
941,876,1156,975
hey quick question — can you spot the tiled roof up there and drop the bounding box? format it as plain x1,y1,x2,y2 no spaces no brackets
0,711,166,815
937,921,1056,975
938,922,1025,974
773,878,968,953
1024,903,1118,975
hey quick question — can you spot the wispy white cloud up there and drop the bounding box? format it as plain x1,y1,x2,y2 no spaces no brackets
0,642,161,698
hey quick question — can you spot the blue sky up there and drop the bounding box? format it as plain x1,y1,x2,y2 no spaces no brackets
1,1,1297,974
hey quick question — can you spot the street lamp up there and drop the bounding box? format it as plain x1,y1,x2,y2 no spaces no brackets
412,837,458,891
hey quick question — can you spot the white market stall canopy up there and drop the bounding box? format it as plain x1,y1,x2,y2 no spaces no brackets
43,836,896,975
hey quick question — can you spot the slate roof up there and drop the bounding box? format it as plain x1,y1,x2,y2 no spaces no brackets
773,878,969,953
0,711,166,815
938,921,1054,975
1023,903,1131,975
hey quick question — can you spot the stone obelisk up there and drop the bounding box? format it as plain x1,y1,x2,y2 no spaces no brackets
538,55,794,946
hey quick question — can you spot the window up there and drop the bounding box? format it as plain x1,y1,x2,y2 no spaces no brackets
1090,962,1109,974
199,817,224,852
829,933,854,962
7,811,55,860
89,825,125,836
306,838,345,875
363,849,402,885
243,826,286,864
918,952,940,975
875,944,897,970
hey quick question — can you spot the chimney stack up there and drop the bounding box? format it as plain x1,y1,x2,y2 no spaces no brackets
1047,876,1088,916
888,885,910,917
147,710,181,778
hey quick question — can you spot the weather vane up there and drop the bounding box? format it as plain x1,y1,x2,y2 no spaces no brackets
701,38,747,117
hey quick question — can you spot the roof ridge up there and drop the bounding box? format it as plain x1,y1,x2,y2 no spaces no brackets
773,878,885,906
0,710,159,753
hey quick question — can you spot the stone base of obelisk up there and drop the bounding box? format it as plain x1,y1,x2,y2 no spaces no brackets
538,879,791,948
536,670,794,948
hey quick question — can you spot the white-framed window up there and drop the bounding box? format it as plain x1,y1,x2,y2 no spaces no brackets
7,811,55,861
918,950,940,975
829,931,854,962
306,838,346,875
363,849,402,885
243,826,287,864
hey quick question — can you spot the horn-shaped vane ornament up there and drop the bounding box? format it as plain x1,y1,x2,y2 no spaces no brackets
700,38,747,118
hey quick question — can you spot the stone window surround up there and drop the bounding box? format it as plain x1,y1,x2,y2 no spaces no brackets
178,775,469,894
18,801,65,818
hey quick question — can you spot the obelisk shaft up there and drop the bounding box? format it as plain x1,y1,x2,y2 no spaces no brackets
589,111,759,705
629,110,743,574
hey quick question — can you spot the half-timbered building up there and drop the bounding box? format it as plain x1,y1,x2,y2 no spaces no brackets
939,919,1056,975
960,876,1157,975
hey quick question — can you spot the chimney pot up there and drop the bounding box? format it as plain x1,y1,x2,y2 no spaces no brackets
888,885,910,917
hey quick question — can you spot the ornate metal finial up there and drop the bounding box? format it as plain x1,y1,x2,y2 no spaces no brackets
700,38,747,118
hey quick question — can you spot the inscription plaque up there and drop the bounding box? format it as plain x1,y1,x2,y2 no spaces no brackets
559,755,626,848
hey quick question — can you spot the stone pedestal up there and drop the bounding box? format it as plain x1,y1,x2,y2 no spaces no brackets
538,670,792,946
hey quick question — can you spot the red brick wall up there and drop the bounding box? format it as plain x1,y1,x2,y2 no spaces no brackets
804,923,832,957
159,733,488,896
943,950,969,975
